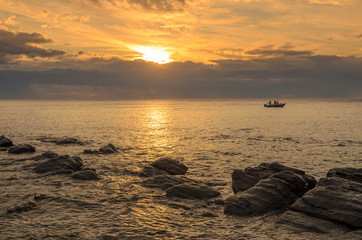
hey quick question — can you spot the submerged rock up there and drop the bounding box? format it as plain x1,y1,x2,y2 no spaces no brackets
232,162,316,194
33,155,84,173
56,137,84,145
166,182,220,200
71,169,100,180
278,167,362,234
8,144,36,154
224,170,309,216
83,143,118,154
139,165,168,177
0,135,13,147
7,201,37,214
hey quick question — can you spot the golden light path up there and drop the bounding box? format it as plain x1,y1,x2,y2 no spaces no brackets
132,46,173,64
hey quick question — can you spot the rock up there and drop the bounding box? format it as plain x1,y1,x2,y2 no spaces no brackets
56,137,84,145
8,144,36,154
166,182,220,199
71,169,100,180
232,162,316,194
139,157,188,177
289,176,362,229
327,168,362,183
7,201,36,214
139,165,168,177
83,149,99,154
33,155,84,173
277,210,350,234
151,157,188,175
232,170,259,194
0,135,13,147
224,170,309,216
141,175,197,190
99,144,118,154
83,143,118,154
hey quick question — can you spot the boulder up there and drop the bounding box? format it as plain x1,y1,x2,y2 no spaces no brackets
232,162,316,194
71,169,100,180
224,170,309,216
166,182,220,200
289,176,362,229
278,167,362,234
33,155,84,173
0,135,13,147
151,157,188,175
327,168,362,183
8,144,36,154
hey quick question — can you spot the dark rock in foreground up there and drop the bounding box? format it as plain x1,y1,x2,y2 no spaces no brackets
139,165,169,177
33,155,84,173
8,144,36,154
327,167,362,183
0,135,13,147
225,170,310,216
83,143,118,154
232,162,316,194
278,167,362,234
71,169,100,180
166,182,220,199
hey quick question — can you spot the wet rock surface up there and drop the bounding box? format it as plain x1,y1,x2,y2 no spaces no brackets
232,162,316,194
33,155,84,173
8,144,36,154
278,167,362,234
225,170,310,216
37,136,84,145
141,175,198,190
0,135,13,147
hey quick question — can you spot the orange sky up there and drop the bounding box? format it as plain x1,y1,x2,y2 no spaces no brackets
1,0,361,64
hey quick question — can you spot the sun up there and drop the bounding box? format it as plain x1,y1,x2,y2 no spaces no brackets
132,46,173,64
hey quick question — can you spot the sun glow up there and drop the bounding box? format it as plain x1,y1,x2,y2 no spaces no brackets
132,46,173,64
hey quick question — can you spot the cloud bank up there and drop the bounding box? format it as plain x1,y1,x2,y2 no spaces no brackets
1,54,361,99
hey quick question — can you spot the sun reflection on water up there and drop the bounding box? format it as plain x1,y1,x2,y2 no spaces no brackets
143,104,171,148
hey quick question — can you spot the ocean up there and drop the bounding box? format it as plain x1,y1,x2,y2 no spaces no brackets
0,99,361,239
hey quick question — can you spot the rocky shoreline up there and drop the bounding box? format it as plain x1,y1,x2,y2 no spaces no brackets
1,135,361,239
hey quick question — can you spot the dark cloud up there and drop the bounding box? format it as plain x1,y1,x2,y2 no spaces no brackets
245,48,313,57
355,34,362,39
0,29,65,63
0,54,361,99
127,0,185,11
87,0,185,11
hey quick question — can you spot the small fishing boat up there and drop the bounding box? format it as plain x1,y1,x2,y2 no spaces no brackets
264,100,286,108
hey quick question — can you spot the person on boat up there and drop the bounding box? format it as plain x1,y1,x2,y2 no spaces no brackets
274,100,277,105
269,100,271,105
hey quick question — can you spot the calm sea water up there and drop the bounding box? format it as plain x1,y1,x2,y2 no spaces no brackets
0,99,361,239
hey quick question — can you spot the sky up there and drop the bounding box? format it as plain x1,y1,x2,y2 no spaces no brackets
0,0,361,99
